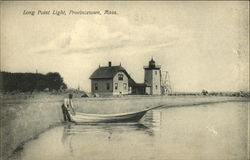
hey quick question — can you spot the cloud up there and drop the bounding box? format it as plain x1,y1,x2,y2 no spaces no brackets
33,16,186,55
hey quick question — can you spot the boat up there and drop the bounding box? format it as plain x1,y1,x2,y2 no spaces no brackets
69,105,164,123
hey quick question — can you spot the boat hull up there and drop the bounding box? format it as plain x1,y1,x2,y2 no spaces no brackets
70,110,148,123
68,104,165,124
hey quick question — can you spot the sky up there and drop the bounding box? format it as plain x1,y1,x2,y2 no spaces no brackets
1,1,249,92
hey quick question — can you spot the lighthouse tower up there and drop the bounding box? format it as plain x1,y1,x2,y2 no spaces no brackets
144,58,161,95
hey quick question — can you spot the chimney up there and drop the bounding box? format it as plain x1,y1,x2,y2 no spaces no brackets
108,61,112,67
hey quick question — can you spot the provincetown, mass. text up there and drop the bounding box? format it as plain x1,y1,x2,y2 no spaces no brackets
23,9,117,16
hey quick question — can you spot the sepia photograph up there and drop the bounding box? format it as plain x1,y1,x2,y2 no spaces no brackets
0,1,249,160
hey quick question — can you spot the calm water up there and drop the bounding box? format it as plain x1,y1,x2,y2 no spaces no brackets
11,102,248,160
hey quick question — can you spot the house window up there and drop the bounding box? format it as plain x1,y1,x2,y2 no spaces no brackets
155,71,157,75
155,85,158,90
106,83,110,90
123,83,127,90
118,74,123,81
115,83,118,90
94,83,98,90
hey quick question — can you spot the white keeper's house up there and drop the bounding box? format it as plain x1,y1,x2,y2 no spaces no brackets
89,62,134,95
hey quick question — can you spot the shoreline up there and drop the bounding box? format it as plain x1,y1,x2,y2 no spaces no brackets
162,98,249,108
1,95,249,160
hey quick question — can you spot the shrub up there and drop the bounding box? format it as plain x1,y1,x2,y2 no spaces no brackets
0,72,67,93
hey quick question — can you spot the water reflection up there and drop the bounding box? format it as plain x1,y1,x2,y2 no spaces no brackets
143,110,162,130
62,122,154,140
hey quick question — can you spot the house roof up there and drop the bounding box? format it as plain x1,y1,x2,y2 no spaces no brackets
89,65,129,79
89,65,153,88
